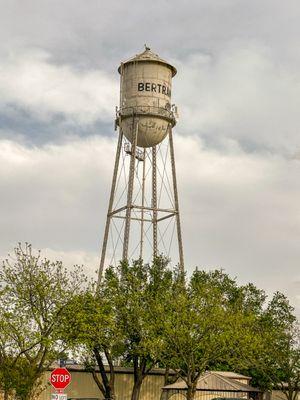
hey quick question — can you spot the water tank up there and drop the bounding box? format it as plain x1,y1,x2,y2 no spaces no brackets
117,47,177,148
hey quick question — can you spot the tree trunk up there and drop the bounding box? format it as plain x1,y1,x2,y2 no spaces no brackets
131,378,143,400
3,390,9,400
284,386,299,400
92,369,106,398
131,356,147,400
93,346,115,400
186,385,197,400
292,390,299,400
288,388,294,400
104,346,115,400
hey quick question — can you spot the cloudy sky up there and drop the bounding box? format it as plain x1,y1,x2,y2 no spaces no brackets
1,0,300,316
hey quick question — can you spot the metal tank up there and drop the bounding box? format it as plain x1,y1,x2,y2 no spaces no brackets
117,47,177,148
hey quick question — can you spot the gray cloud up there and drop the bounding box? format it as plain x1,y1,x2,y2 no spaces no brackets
1,1,300,68
0,135,299,316
174,43,300,155
0,49,117,123
0,0,299,317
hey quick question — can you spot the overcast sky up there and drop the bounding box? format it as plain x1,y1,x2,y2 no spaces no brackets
1,0,300,317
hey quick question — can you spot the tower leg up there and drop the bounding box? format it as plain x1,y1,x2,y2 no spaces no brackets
122,120,138,261
152,146,158,259
139,148,146,260
97,129,124,286
169,128,184,272
98,122,184,278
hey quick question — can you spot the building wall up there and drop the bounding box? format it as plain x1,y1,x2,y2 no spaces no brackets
39,370,254,400
40,370,166,400
194,391,248,400
4,371,296,400
167,390,249,400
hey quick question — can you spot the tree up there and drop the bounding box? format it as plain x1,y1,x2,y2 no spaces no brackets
162,269,268,400
63,257,173,400
274,322,299,400
242,292,299,400
62,287,123,400
0,243,87,400
104,257,173,400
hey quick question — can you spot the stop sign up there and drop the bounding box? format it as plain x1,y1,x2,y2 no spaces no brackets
50,368,71,390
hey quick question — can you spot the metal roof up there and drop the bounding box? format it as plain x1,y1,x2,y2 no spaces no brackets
211,371,252,380
118,47,177,77
49,363,177,376
162,372,261,392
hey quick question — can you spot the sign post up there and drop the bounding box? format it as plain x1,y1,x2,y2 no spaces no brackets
50,367,71,400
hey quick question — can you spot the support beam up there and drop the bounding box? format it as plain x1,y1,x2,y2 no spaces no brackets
108,205,127,217
169,127,184,272
98,129,123,286
157,212,176,222
113,215,152,223
139,148,146,259
122,120,138,260
152,146,158,258
133,205,175,213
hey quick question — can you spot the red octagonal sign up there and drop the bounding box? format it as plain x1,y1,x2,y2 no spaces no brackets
50,368,71,390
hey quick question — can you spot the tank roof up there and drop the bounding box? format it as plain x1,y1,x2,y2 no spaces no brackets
118,47,177,77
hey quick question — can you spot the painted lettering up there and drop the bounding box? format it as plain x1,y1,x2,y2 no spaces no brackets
137,82,171,97
51,374,70,383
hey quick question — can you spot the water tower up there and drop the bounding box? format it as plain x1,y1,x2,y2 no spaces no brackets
98,47,184,282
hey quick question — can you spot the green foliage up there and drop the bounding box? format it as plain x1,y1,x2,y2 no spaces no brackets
61,266,125,400
240,292,300,400
0,357,40,400
107,257,172,367
0,243,87,399
62,256,174,400
1,245,298,400
101,257,173,400
162,269,242,386
160,268,299,400
63,259,299,400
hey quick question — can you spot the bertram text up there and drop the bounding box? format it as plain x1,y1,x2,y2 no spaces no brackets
138,82,171,97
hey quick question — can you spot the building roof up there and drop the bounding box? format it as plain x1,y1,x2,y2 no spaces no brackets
49,364,253,383
162,372,261,393
48,363,177,376
211,371,252,381
118,47,177,77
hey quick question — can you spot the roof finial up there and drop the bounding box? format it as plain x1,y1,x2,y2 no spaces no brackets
144,44,150,51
